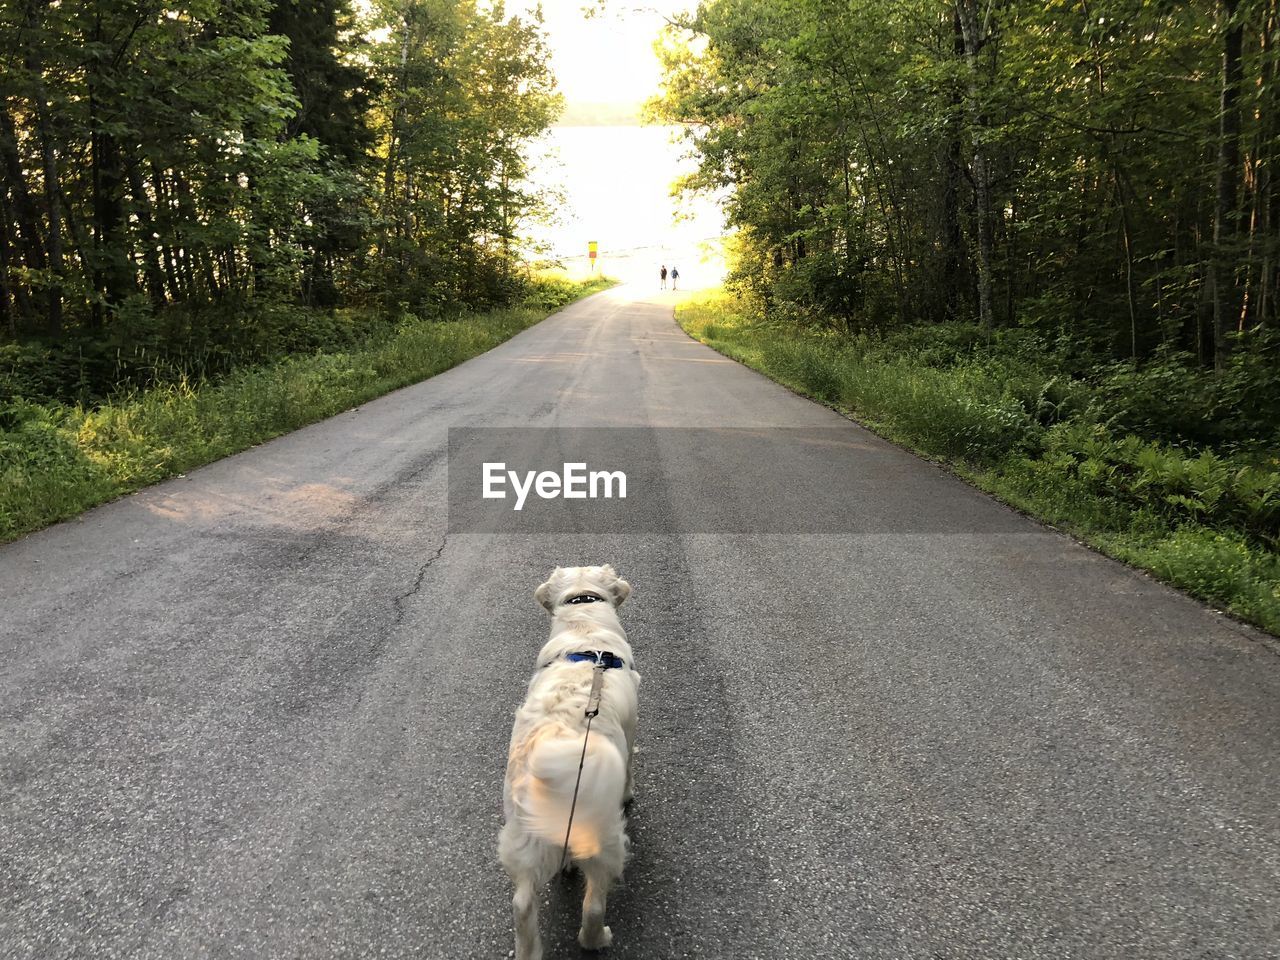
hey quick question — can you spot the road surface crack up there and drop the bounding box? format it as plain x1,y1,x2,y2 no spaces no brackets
392,535,447,626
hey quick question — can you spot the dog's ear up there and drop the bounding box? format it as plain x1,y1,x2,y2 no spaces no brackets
610,577,632,607
596,564,630,607
535,568,562,611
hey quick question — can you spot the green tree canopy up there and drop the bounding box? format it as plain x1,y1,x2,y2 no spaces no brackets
655,0,1277,367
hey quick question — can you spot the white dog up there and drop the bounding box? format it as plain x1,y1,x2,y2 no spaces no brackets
499,564,640,959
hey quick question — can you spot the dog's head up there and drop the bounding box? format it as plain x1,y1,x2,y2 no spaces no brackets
535,564,632,613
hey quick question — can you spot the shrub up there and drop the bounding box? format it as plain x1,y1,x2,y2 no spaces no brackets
1017,423,1280,548
1091,341,1280,451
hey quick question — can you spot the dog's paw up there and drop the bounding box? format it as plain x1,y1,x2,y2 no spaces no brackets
578,924,612,951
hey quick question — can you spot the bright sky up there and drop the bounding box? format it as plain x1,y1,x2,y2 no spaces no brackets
506,1,694,103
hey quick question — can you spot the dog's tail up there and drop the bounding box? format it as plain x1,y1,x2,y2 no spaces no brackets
517,729,627,862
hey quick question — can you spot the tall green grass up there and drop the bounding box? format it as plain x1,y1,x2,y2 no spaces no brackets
0,276,613,542
678,290,1280,636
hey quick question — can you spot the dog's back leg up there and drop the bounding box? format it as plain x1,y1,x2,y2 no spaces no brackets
512,874,542,960
577,861,613,951
500,825,556,960
577,834,626,950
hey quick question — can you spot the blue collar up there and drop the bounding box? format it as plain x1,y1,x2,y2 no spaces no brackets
565,650,626,669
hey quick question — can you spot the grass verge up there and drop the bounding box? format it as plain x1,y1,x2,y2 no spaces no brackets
0,275,614,543
676,289,1280,637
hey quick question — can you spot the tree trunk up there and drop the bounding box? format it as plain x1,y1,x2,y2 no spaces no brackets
1213,0,1244,369
166,167,198,300
17,0,66,333
28,81,64,333
1255,0,1276,328
59,182,92,285
126,159,167,309
91,124,134,324
173,171,218,298
957,0,994,336
150,163,184,301
379,16,412,257
0,105,47,282
941,9,966,323
1113,167,1139,357
0,194,16,335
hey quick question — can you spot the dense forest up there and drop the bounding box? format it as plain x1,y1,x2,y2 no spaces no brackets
655,0,1280,436
0,0,558,402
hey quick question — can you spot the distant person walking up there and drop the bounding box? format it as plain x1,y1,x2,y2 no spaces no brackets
659,265,668,289
671,267,680,290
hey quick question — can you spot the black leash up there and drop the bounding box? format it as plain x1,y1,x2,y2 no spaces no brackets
560,661,607,870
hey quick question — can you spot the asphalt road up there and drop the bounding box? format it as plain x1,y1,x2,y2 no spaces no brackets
2,284,1279,959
